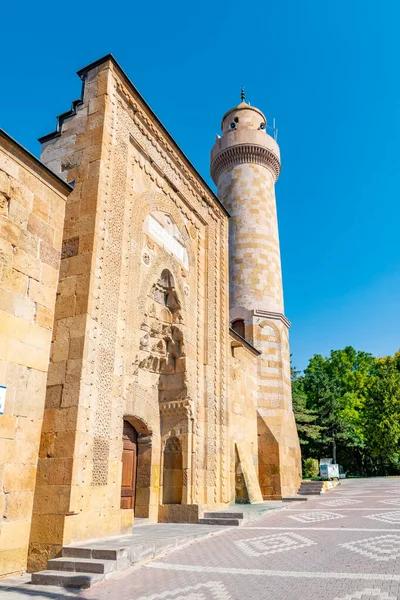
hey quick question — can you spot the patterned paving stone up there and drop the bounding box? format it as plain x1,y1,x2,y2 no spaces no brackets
75,479,400,600
322,499,363,507
287,511,345,523
364,512,400,524
340,534,400,561
234,532,316,557
338,490,371,496
333,589,397,599
136,580,232,600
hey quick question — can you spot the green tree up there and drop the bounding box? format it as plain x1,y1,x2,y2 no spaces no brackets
302,347,375,474
363,353,400,474
291,366,322,447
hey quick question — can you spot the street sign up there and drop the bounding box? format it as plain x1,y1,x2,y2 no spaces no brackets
0,386,6,415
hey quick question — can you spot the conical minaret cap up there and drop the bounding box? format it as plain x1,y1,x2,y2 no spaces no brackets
221,101,267,134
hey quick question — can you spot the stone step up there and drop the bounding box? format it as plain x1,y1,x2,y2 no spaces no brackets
62,546,129,561
282,496,308,502
203,512,244,519
300,483,323,488
299,484,323,489
299,484,323,488
300,482,323,486
31,570,104,589
47,557,116,574
299,484,324,492
198,517,242,526
298,491,322,495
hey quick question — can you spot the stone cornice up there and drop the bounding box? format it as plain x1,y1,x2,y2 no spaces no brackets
211,143,281,184
0,129,73,195
254,309,291,329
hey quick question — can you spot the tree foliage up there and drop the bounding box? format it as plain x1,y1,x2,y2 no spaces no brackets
291,365,322,446
292,347,400,476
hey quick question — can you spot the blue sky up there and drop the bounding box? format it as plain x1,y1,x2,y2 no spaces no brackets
2,1,399,370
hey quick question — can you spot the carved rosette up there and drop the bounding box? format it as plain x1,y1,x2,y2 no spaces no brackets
210,143,281,185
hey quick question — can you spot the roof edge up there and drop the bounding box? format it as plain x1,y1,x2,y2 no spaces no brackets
229,328,261,356
40,53,230,218
0,129,73,194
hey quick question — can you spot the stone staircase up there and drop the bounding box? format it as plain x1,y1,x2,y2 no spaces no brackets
29,522,229,589
199,511,244,526
282,495,308,502
28,505,284,589
31,545,130,589
298,480,325,495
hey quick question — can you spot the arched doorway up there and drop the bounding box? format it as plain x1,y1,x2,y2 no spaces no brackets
120,420,138,509
162,437,183,504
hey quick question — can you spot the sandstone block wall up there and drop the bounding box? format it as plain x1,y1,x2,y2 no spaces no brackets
28,56,230,571
254,315,302,498
0,131,69,577
228,332,263,504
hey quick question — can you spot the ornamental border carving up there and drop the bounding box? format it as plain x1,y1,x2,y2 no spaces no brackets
220,217,229,502
114,76,226,222
210,144,281,184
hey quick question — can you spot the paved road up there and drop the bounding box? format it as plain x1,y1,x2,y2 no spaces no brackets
81,478,400,600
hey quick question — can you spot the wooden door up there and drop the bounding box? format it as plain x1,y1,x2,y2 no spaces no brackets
120,420,138,509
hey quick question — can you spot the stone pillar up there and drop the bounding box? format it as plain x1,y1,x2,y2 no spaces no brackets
211,101,302,498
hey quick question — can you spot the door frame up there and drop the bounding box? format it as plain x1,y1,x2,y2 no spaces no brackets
120,420,138,510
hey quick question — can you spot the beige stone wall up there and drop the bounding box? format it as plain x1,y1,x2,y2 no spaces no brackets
0,134,69,577
228,334,262,504
28,57,230,571
254,316,301,498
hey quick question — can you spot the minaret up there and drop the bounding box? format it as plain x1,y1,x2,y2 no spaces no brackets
211,95,301,498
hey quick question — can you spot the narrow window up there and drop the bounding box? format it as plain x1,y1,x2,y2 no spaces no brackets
232,319,245,339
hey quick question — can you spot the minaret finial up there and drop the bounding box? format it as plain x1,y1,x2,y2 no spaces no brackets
241,87,245,103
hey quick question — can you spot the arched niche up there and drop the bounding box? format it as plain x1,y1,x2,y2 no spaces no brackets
231,318,245,338
162,436,183,505
151,269,181,313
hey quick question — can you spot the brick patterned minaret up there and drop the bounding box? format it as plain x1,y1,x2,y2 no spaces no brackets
211,99,301,498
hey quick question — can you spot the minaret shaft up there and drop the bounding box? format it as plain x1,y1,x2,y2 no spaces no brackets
218,162,283,313
211,100,302,499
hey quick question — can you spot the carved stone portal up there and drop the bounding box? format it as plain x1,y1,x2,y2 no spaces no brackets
136,269,193,506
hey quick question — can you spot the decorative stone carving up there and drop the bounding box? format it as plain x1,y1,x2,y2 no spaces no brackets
142,251,151,266
140,333,150,350
211,144,281,184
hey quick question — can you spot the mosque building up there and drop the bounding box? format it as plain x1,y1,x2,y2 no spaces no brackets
0,55,301,578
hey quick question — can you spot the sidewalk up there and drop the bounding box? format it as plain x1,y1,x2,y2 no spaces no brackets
0,502,284,599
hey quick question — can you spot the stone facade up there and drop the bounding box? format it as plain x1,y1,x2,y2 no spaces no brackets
27,57,230,571
0,130,70,577
0,55,301,578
